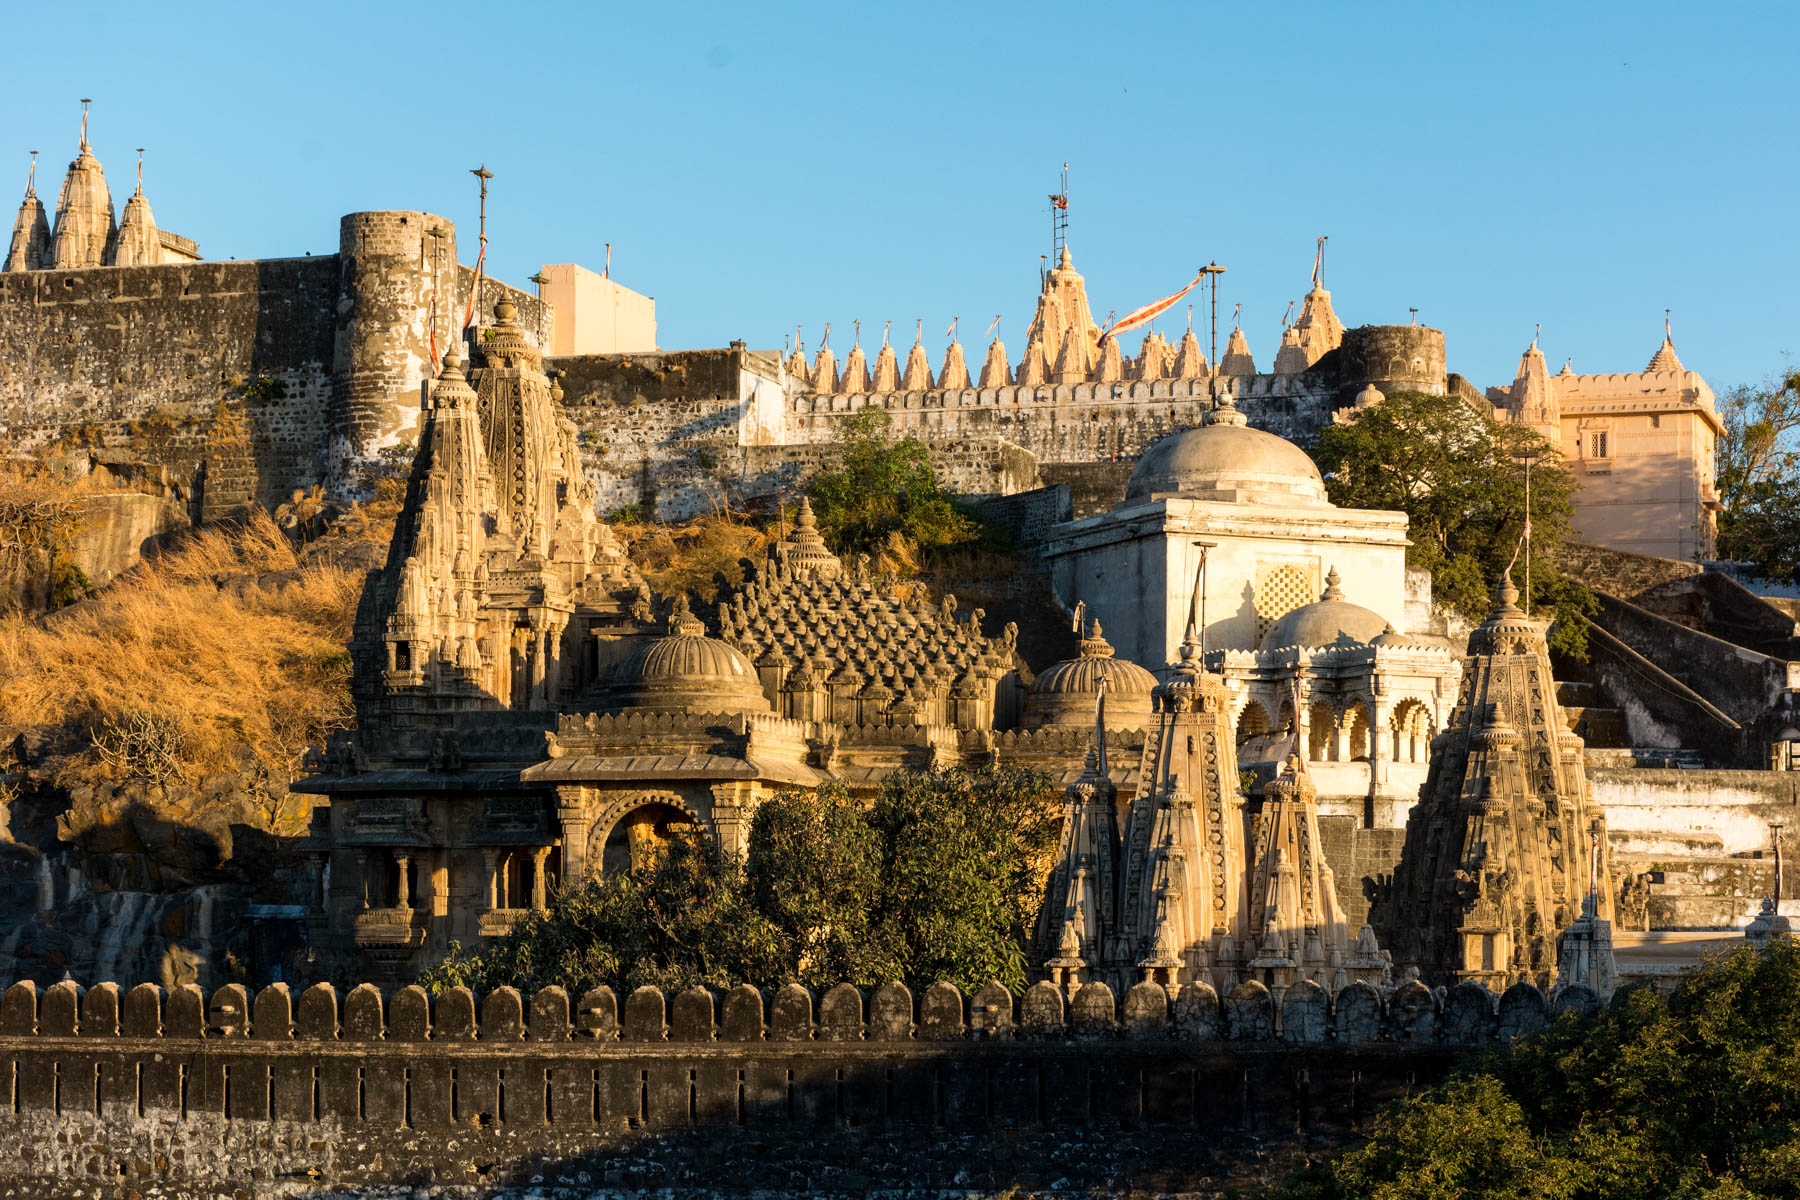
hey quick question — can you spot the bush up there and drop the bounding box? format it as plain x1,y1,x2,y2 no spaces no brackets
1283,940,1800,1199
421,766,1061,997
807,408,985,560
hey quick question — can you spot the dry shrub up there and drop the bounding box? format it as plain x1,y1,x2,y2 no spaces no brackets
0,509,361,830
615,514,774,603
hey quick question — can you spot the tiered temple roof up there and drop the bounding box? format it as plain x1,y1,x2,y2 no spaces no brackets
714,499,1016,731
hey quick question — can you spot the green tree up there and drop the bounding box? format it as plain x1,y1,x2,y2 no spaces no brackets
420,833,784,997
1282,940,1800,1200
1312,390,1596,656
1716,365,1800,582
419,765,1061,997
806,407,984,558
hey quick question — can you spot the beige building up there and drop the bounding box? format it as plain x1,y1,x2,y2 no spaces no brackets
1492,329,1722,561
538,262,657,355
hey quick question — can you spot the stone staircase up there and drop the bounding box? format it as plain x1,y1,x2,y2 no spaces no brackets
1556,680,1629,748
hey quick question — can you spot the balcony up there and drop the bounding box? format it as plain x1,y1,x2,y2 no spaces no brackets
352,905,425,950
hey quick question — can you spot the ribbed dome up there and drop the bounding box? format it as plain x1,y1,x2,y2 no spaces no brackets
1261,568,1387,651
611,598,770,713
1024,621,1157,731
1125,401,1327,506
624,633,757,683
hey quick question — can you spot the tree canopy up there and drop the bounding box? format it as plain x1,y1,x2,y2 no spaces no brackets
419,765,1061,997
1283,940,1800,1200
1311,390,1595,656
805,407,988,559
1716,365,1800,583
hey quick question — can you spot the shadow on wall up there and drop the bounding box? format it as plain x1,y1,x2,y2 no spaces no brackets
0,973,1537,1193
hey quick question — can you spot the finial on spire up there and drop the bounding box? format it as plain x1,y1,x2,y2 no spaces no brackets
79,99,92,150
1186,303,1193,333
983,314,1001,339
1231,302,1241,330
1532,322,1540,350
882,319,891,346
946,316,958,342
134,148,144,195
23,151,37,199
1322,566,1344,601
853,319,861,347
1311,235,1327,289
1282,299,1295,330
1665,308,1673,343
821,320,830,348
914,318,922,346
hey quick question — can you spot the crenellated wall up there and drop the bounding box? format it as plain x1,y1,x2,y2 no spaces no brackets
0,973,1594,1195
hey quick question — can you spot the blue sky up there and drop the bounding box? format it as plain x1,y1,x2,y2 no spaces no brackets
8,0,1795,392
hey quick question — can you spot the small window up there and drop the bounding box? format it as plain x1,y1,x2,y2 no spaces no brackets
395,641,412,671
1589,431,1609,459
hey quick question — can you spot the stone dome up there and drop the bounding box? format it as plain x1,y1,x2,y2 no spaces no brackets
611,597,770,713
1024,620,1158,731
1261,568,1389,651
1124,400,1328,506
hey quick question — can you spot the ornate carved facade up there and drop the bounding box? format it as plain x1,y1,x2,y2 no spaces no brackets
1373,572,1617,990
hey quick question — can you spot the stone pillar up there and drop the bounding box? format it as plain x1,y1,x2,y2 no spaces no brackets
359,851,373,909
482,849,499,910
556,789,590,883
532,632,550,708
531,846,551,911
394,853,411,908
1370,701,1391,790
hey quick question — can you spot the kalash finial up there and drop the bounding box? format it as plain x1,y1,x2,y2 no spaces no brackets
1495,568,1522,614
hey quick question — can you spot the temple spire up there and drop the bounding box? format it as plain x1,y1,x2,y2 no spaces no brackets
4,152,51,272
1646,310,1684,372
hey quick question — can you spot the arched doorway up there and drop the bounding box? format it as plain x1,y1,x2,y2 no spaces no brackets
601,802,699,876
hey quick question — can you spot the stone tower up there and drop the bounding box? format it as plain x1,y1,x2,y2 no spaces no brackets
3,158,50,272
1375,571,1614,991
331,211,457,469
49,114,115,269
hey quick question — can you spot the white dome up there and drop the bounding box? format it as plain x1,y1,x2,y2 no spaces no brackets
1125,405,1328,506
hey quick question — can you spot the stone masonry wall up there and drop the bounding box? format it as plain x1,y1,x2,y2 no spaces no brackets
0,973,1601,1197
0,256,339,506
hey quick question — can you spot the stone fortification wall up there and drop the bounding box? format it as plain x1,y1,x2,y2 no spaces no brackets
1557,540,1703,600
0,212,546,511
0,255,339,507
0,973,1612,1196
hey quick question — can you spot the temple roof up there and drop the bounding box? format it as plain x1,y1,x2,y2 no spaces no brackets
1261,567,1389,651
50,123,115,269
1125,399,1329,506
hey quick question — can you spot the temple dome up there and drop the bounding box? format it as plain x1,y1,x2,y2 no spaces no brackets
611,598,770,713
1261,568,1388,651
1125,402,1328,506
1025,620,1157,731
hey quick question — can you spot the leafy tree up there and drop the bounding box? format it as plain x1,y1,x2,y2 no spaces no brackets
421,833,785,997
1716,365,1800,582
419,765,1061,997
806,407,985,558
1282,940,1800,1200
1312,390,1596,656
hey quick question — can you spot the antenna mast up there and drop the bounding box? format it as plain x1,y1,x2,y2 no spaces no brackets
1049,162,1069,265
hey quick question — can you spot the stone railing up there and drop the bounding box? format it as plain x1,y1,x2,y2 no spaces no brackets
0,975,1586,1195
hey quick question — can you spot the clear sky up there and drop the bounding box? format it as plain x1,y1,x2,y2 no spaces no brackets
8,0,1795,393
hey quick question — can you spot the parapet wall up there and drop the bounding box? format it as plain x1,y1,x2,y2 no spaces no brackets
0,974,1590,1195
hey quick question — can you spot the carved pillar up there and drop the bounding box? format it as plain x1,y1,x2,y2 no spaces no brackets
1370,700,1391,790
531,846,551,911
394,853,411,908
482,849,499,910
556,787,591,884
359,851,373,909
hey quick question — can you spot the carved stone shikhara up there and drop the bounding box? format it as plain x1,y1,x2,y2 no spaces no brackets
1376,573,1617,991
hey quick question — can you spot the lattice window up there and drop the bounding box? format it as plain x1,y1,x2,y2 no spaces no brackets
1254,562,1318,644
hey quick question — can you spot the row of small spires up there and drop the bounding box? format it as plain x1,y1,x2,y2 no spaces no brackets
781,323,1265,393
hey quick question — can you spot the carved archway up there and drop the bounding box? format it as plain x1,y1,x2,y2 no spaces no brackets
590,791,708,877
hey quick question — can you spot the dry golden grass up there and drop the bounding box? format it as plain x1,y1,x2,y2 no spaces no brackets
615,513,776,603
0,509,362,828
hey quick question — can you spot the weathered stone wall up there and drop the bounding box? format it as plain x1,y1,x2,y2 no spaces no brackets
0,256,339,505
1557,540,1703,600
0,213,547,512
0,973,1599,1197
